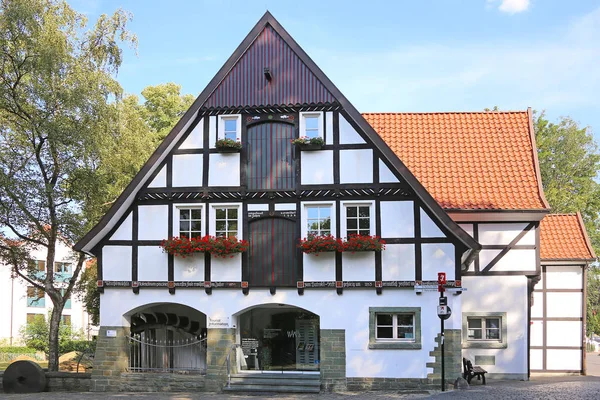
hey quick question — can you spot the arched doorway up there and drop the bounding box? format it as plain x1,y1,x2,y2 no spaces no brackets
237,305,320,372
126,303,207,374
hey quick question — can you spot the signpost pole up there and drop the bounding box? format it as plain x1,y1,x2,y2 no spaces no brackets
440,292,445,392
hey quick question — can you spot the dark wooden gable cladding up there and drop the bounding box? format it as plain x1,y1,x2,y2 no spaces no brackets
204,25,335,108
75,11,480,263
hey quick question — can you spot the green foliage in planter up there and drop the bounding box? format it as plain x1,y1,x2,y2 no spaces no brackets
291,136,325,146
215,138,242,150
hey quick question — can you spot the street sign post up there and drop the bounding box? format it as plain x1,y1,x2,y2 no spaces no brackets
437,272,451,392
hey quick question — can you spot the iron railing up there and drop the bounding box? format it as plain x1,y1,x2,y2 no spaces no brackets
128,333,206,374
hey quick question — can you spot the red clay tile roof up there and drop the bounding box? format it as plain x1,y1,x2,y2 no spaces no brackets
540,213,596,261
363,111,549,211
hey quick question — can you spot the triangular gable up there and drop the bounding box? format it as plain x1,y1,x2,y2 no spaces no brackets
204,25,335,108
75,11,480,261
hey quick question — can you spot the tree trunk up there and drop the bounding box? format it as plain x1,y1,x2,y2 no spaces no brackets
47,299,65,371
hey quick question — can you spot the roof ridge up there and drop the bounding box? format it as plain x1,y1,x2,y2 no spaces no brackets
361,110,529,115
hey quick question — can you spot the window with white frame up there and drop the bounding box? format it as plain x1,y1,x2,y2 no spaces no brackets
300,112,323,139
215,207,238,238
345,204,371,236
369,307,421,349
306,205,331,237
467,317,501,341
218,115,241,141
462,312,507,349
375,313,415,341
178,207,203,238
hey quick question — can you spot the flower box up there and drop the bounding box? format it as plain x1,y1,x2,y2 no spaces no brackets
291,136,325,150
339,234,386,253
160,235,249,258
215,138,242,152
298,235,341,254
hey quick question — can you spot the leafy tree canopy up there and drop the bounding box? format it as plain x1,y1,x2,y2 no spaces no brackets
0,0,134,371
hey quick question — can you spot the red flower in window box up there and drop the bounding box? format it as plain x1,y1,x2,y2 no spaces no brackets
159,235,249,258
298,234,341,254
215,138,242,151
339,234,386,253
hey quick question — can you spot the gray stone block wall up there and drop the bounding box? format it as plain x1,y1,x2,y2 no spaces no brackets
45,372,92,392
119,372,205,392
346,377,437,391
320,329,347,392
427,329,462,387
91,326,130,392
205,327,236,392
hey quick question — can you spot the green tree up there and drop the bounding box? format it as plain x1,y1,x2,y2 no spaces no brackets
588,267,600,336
141,83,195,140
534,112,600,336
0,0,134,371
76,260,99,326
534,112,600,252
19,313,84,355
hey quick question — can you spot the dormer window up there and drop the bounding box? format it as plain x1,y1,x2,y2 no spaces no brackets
218,114,241,141
300,112,323,139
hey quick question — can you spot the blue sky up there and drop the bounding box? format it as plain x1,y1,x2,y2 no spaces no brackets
73,0,600,141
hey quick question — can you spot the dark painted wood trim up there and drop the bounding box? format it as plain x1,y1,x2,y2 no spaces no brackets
168,203,174,294
335,199,342,295
480,222,535,273
482,245,536,250
373,155,380,184
473,223,480,273
531,317,583,321
463,270,540,276
542,265,547,371
202,117,210,187
530,346,584,350
383,237,453,244
241,201,249,295
132,206,139,294
333,112,340,185
166,156,172,188
583,266,588,374
104,240,163,246
414,203,422,282
93,244,103,293
375,199,382,294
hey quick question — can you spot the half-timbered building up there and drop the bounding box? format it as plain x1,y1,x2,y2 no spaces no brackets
74,12,594,393
531,213,596,375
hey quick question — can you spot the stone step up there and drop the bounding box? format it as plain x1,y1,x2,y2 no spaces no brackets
230,376,320,386
224,384,320,393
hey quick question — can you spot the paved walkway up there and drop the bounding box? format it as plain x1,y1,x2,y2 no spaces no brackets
586,351,600,376
4,376,600,399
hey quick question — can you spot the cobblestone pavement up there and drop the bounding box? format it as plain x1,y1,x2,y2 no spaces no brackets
4,376,600,399
586,351,600,376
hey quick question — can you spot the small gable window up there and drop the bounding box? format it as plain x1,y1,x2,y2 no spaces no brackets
300,112,323,139
218,115,241,141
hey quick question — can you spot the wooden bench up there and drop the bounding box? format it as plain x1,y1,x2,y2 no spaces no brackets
463,357,487,385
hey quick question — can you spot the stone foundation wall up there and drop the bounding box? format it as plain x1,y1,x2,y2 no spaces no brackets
91,326,130,392
427,329,462,387
119,372,205,392
204,328,236,392
346,377,437,391
320,329,346,392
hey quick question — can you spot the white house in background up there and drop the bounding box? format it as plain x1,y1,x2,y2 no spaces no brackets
72,12,595,393
531,213,596,375
0,239,95,345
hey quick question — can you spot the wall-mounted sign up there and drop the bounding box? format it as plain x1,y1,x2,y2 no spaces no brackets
208,316,230,328
247,210,296,220
106,330,117,337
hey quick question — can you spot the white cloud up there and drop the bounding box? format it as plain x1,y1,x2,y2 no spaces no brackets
488,0,530,14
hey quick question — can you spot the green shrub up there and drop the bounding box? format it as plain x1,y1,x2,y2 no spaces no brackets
0,346,37,354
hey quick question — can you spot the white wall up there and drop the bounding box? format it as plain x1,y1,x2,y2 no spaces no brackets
99,286,451,379
301,150,334,185
209,153,240,187
172,154,203,187
340,150,373,184
462,275,529,376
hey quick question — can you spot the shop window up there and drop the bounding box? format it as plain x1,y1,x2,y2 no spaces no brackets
214,207,239,238
218,115,241,141
27,286,45,308
178,207,203,238
462,312,507,349
369,307,421,349
306,205,332,236
300,112,323,139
